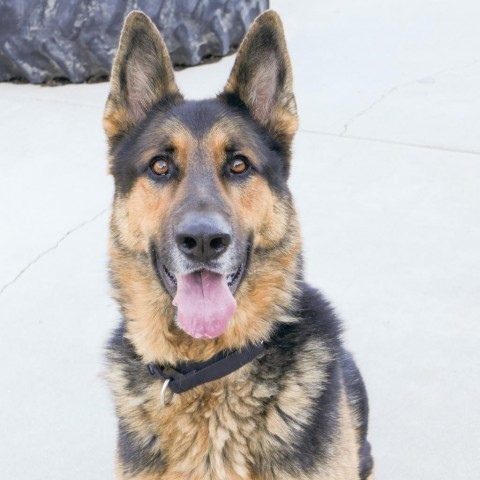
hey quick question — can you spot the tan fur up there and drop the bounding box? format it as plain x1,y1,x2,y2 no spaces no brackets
105,10,371,480
108,110,302,364
109,214,301,365
322,389,362,480
108,339,352,480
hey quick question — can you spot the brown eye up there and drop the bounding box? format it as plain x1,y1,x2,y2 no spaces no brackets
230,156,249,175
150,157,169,176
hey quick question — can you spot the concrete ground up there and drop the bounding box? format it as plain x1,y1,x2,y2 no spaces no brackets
1,0,479,478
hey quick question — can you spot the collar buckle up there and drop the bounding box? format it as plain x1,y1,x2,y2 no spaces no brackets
160,378,175,406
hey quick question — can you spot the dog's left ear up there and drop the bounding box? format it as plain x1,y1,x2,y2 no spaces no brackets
222,10,298,146
104,11,182,150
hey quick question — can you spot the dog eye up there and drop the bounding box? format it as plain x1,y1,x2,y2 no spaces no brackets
150,157,170,176
229,155,249,175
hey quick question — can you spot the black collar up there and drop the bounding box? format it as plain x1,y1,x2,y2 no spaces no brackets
147,342,265,396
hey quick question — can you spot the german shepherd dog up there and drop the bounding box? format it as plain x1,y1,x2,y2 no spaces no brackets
104,10,373,480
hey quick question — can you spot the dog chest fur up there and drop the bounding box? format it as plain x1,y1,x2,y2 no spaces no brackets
106,284,368,480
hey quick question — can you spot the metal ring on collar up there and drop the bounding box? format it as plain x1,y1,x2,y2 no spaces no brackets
160,378,175,406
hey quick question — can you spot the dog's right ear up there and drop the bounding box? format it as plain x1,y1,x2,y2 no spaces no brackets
222,11,298,150
103,11,182,150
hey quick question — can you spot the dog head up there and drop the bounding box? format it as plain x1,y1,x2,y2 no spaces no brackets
104,10,301,361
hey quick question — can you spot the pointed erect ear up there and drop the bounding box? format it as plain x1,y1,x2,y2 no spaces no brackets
222,11,298,144
103,11,182,148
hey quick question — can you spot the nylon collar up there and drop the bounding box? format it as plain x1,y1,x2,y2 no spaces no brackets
147,342,265,400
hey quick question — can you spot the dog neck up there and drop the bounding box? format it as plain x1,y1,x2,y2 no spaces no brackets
147,340,266,404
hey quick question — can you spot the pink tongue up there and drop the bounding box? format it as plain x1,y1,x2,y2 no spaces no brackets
172,271,237,339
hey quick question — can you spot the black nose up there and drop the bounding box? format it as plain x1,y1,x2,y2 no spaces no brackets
175,213,232,262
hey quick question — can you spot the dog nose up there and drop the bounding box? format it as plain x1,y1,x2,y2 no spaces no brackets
175,213,232,262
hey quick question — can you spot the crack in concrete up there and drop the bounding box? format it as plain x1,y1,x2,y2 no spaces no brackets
340,86,399,136
339,59,479,136
0,208,109,298
298,128,480,157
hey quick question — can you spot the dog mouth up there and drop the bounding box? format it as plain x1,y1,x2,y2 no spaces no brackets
153,244,251,339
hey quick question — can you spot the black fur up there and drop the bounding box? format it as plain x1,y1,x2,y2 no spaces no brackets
111,97,291,198
118,422,165,476
104,11,373,479
106,283,372,477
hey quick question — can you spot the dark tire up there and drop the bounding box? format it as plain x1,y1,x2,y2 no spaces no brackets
0,0,269,84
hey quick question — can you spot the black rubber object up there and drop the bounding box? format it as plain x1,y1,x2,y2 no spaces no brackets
0,0,269,84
